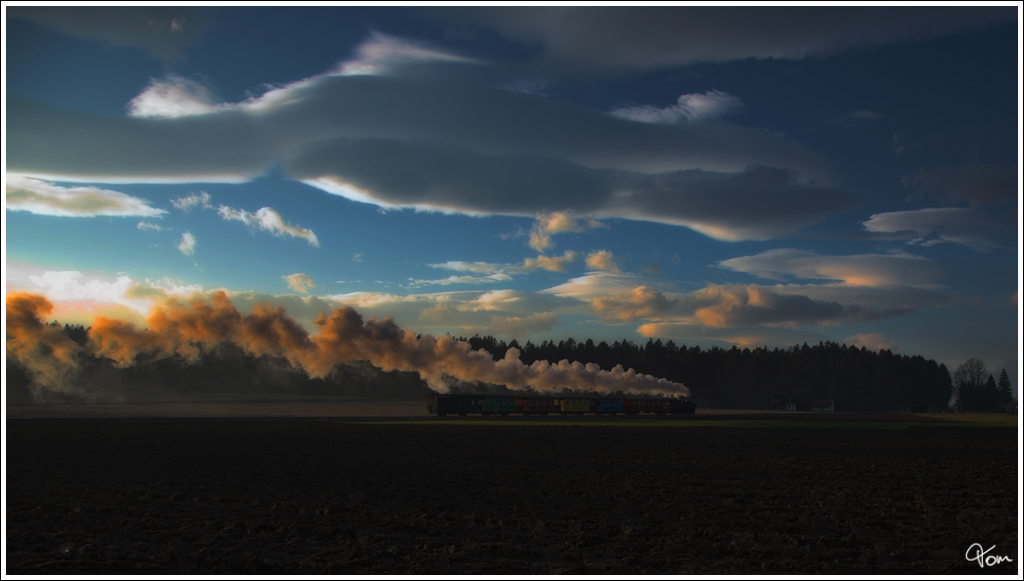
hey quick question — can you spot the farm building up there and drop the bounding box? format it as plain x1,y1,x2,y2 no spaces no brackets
811,399,835,412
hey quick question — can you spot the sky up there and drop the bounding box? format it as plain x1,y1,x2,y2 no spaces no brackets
4,5,1021,395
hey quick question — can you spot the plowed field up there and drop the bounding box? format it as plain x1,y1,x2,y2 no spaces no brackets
5,418,1017,574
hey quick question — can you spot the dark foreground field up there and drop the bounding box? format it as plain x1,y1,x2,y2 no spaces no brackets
5,417,1018,574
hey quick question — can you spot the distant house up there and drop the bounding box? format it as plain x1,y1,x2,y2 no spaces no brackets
766,395,786,410
812,399,835,412
910,401,929,413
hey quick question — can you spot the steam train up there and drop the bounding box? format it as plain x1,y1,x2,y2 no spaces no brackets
427,393,696,417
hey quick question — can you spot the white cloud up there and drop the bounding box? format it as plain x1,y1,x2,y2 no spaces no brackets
282,273,316,294
217,205,319,247
171,191,213,212
136,221,165,231
9,267,204,317
861,207,1002,251
5,174,166,218
406,273,513,288
352,253,364,263
127,76,220,118
609,90,743,124
178,232,196,256
333,31,482,76
428,261,508,274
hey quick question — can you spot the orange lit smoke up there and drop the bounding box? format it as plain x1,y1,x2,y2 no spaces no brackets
9,292,688,397
5,292,84,394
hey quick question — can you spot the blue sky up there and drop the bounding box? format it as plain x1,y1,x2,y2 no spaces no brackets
5,5,1020,390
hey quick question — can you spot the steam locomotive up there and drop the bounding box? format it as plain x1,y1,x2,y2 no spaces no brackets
427,393,696,417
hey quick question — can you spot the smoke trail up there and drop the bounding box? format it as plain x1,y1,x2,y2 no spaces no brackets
5,292,85,396
9,291,689,397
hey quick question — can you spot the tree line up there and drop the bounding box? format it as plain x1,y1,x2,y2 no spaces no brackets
6,322,1014,412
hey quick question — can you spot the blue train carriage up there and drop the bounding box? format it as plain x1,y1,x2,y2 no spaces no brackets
480,396,519,416
594,397,624,416
427,393,482,416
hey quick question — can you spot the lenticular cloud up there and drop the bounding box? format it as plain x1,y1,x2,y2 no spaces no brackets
7,292,688,398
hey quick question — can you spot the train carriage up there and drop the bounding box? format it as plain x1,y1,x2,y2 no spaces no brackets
480,396,518,416
595,398,624,415
521,397,559,416
560,397,593,416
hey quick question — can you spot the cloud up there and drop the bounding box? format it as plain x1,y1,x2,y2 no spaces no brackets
334,31,482,76
352,253,363,263
908,163,1017,207
292,140,856,242
436,6,1014,73
178,232,196,256
136,221,165,231
515,251,578,273
5,174,166,218
406,273,513,288
127,76,220,118
527,211,607,252
585,250,622,273
283,273,316,294
861,207,1003,251
217,205,320,247
489,313,560,338
171,191,213,212
8,6,211,61
585,278,951,328
8,64,836,207
7,266,204,317
609,90,743,124
844,333,899,352
592,286,679,323
717,248,946,287
428,261,507,274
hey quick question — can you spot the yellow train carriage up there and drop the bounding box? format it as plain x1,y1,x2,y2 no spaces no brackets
559,397,593,416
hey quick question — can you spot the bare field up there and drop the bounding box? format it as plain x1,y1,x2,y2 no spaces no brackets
5,398,426,420
5,418,1018,574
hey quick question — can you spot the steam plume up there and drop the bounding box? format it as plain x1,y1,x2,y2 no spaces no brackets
5,292,84,394
8,292,688,397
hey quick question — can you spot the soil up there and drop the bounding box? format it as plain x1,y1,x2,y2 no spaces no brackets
5,417,1018,574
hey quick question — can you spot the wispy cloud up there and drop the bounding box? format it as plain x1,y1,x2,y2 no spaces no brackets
177,232,196,256
861,207,1002,251
717,248,945,287
282,273,316,294
5,174,166,218
171,191,213,212
489,312,559,338
609,90,742,124
218,205,320,247
585,250,622,273
137,221,166,231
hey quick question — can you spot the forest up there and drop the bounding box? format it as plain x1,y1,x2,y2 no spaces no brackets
6,321,1014,413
